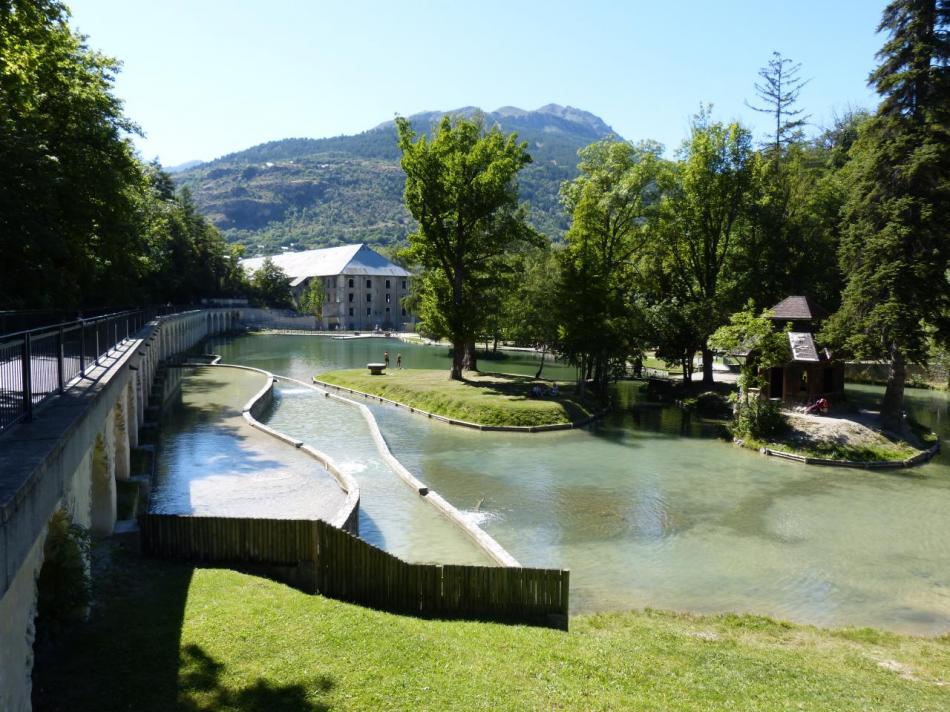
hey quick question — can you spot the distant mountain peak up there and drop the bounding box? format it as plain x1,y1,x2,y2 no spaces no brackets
174,104,622,254
375,104,615,139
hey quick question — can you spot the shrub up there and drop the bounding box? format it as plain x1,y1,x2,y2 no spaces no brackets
693,391,733,419
733,397,787,439
37,509,92,633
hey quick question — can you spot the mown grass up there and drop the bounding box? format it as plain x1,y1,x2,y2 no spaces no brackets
742,435,918,462
316,368,602,427
32,542,950,711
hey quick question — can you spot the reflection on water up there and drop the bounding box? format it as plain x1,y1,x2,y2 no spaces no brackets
153,367,345,520
215,335,950,634
209,333,577,382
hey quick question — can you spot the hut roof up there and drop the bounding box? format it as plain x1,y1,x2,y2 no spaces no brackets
788,332,821,362
769,296,827,322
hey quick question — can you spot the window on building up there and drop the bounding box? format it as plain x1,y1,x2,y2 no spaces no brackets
366,293,372,303
385,279,391,289
348,307,354,316
348,278,354,288
401,307,407,316
366,279,372,288
385,293,391,303
385,307,390,313
348,293,354,303
401,279,407,289
366,307,371,316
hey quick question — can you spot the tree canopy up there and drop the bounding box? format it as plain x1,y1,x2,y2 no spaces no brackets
397,114,536,379
0,1,247,310
822,0,950,430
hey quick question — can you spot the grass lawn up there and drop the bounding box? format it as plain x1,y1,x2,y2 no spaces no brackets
32,540,950,711
316,368,602,427
746,436,918,463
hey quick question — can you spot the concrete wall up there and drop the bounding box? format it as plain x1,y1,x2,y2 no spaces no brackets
0,309,235,712
237,307,321,331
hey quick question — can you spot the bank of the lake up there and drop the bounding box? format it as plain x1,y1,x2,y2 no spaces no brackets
33,541,950,712
738,414,934,465
317,368,602,427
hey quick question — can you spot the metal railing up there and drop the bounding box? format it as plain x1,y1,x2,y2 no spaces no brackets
0,310,150,433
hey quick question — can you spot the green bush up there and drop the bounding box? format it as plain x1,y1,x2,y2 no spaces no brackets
733,397,787,439
37,510,92,632
694,391,733,419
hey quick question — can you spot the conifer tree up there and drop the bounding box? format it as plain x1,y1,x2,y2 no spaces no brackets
823,0,950,431
746,52,811,153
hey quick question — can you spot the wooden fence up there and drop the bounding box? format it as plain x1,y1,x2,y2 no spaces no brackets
139,514,569,629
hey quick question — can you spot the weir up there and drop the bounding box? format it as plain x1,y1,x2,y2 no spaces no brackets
0,309,236,712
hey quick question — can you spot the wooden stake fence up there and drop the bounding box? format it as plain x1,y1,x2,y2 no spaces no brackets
139,514,569,629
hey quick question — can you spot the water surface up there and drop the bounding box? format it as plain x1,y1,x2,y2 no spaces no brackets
153,366,345,520
212,334,950,634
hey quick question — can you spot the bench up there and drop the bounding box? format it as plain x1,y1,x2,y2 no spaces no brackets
367,362,387,375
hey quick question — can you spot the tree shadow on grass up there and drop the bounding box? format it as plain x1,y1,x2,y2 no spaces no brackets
178,644,333,712
457,374,601,422
32,539,334,712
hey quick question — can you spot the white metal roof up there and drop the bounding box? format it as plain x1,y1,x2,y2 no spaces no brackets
240,243,411,281
788,332,820,362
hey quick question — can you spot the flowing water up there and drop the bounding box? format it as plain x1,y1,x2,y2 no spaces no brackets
152,366,346,520
207,334,950,634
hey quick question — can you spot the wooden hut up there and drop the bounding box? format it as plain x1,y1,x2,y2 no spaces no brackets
763,296,845,403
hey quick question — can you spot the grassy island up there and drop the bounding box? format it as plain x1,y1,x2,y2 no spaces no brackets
739,412,936,464
315,368,602,427
33,543,950,712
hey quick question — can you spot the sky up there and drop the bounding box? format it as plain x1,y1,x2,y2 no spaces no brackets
70,1,887,167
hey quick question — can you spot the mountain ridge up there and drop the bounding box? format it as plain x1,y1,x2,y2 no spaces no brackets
175,104,619,255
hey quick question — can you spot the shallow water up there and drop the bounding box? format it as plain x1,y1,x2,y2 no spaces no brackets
263,384,492,566
211,335,950,634
152,366,345,520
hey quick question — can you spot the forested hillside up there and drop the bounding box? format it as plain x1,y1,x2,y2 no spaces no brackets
174,104,617,254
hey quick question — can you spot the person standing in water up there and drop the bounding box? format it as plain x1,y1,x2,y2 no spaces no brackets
396,353,402,369
384,351,390,368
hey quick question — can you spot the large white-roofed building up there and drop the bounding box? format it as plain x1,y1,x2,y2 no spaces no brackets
240,243,415,331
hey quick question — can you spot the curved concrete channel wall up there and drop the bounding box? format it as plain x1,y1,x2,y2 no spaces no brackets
140,365,568,630
274,374,520,568
210,364,360,533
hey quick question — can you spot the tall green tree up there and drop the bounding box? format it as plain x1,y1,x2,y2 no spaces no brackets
822,0,950,431
0,2,246,310
746,52,810,153
656,108,755,385
0,0,146,307
557,140,663,393
250,257,293,308
502,245,561,378
396,115,536,380
301,278,324,321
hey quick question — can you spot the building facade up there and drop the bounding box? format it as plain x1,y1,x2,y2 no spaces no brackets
240,244,415,331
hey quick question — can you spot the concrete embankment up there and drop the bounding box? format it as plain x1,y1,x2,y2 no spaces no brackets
0,309,236,712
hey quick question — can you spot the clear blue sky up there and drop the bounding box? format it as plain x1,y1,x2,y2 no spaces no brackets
70,1,887,167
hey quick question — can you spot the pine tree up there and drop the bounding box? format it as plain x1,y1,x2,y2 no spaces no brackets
823,0,950,431
746,52,810,153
